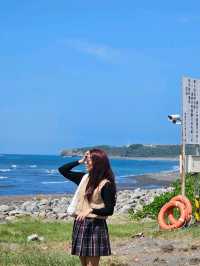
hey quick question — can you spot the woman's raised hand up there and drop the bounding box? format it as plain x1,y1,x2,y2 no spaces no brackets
78,157,85,164
78,151,89,164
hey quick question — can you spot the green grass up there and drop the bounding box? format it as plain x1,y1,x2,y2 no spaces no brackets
108,220,157,239
0,248,79,266
0,218,73,244
0,218,76,265
0,217,157,244
152,222,200,239
0,217,157,266
1,217,200,265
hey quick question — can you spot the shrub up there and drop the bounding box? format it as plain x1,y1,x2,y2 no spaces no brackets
129,174,197,220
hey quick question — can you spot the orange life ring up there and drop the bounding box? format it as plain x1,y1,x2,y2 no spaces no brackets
158,201,186,230
168,195,192,224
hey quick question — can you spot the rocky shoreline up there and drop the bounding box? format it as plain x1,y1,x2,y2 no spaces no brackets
0,186,173,222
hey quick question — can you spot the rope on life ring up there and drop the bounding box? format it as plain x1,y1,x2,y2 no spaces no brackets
158,195,192,230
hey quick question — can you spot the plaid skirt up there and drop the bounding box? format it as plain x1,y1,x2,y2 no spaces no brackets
71,217,111,256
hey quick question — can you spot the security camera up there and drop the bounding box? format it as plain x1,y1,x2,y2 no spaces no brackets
168,114,182,124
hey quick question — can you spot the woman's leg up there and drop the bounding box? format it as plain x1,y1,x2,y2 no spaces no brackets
79,256,86,266
85,256,100,266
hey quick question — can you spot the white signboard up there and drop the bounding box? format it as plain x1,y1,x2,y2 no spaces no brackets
182,76,200,144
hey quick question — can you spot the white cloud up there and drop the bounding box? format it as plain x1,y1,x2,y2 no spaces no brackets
65,38,122,63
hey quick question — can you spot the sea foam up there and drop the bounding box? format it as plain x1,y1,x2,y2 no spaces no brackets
41,181,68,184
0,169,11,172
45,169,58,175
0,176,8,179
161,165,179,173
29,165,37,168
118,174,136,178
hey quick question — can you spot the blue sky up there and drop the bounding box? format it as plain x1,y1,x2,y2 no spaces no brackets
0,1,200,154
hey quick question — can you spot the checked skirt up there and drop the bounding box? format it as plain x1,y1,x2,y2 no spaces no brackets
71,217,111,256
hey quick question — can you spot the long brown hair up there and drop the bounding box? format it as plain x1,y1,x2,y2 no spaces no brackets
85,148,116,204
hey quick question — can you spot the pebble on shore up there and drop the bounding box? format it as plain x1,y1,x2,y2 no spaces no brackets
0,187,173,222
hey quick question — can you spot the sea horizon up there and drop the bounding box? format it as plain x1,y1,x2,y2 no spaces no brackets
0,152,179,160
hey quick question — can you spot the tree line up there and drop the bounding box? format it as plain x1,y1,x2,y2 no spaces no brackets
60,144,200,158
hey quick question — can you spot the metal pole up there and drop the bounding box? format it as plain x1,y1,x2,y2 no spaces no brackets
181,95,186,195
181,143,185,196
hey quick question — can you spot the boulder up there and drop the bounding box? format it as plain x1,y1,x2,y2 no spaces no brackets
0,205,14,212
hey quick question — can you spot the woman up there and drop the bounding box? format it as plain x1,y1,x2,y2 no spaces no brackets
58,148,117,266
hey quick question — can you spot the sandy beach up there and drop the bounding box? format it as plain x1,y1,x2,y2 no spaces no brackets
114,170,179,191
134,170,179,184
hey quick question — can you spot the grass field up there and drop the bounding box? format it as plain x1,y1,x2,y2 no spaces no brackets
1,216,200,265
0,216,154,266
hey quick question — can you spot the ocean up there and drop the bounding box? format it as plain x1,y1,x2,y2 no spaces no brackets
0,154,179,196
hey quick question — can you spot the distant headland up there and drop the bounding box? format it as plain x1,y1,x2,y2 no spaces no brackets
60,144,197,158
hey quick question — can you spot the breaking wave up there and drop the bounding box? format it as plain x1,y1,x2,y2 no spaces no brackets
0,176,8,179
41,181,68,184
0,169,11,172
45,169,58,175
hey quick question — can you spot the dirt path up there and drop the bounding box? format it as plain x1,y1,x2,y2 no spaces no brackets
107,237,200,266
103,215,200,266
